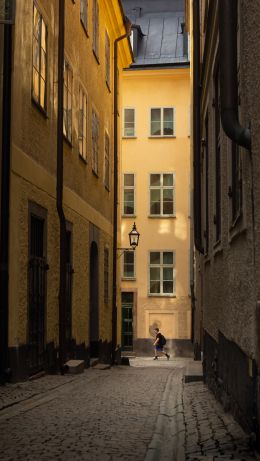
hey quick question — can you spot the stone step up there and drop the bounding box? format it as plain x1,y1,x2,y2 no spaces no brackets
184,360,203,383
65,360,85,374
90,358,99,367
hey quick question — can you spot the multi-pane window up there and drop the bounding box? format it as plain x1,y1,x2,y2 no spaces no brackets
149,251,175,296
105,31,111,88
80,0,88,32
150,108,175,136
214,67,221,241
32,4,47,111
92,109,99,174
63,61,72,143
123,251,135,279
104,132,110,189
92,0,99,59
78,86,87,160
123,174,135,216
104,248,109,304
149,173,175,216
123,108,135,137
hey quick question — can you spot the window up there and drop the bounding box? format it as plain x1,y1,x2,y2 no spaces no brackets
92,0,99,60
104,132,110,190
230,142,242,223
78,86,87,160
105,31,110,89
123,108,135,137
104,248,109,304
92,109,99,174
123,174,135,215
214,66,221,242
149,251,175,296
149,173,175,216
80,0,88,33
123,251,135,279
150,108,175,137
32,4,47,111
63,60,72,143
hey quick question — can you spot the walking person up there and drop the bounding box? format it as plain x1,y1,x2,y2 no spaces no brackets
153,327,170,360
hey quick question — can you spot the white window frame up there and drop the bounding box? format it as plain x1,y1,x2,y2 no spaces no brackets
148,250,176,297
122,173,136,216
92,107,99,175
149,173,175,217
104,130,110,190
150,107,175,137
123,108,136,138
80,0,88,33
63,59,73,143
78,85,87,160
32,3,48,112
122,250,136,280
105,30,111,89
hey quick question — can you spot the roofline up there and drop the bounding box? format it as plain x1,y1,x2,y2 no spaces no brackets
125,62,190,70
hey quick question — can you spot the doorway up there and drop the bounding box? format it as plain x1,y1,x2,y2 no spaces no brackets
28,213,47,374
121,292,133,351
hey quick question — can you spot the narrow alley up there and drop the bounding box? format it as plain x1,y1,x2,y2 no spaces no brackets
0,359,256,461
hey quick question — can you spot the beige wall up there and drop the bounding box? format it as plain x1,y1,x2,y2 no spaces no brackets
8,0,131,362
121,68,191,348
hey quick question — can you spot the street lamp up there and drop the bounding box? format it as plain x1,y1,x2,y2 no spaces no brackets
117,222,140,257
128,222,140,250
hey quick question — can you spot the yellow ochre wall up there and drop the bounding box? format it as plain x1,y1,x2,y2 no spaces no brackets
121,68,191,353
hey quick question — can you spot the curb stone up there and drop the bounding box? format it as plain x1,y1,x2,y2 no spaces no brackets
144,368,185,461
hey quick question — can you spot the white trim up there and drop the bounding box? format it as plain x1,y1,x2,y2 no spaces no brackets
122,172,136,216
148,250,176,296
149,107,175,137
123,107,136,138
148,172,176,217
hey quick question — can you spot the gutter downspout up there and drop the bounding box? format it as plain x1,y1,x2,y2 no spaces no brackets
57,0,66,373
0,24,12,383
112,22,131,365
193,0,204,254
219,0,251,151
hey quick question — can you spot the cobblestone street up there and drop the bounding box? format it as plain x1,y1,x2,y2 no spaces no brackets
0,358,257,460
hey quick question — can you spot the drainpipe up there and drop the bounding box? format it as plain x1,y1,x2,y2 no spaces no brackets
57,0,66,373
0,23,12,383
219,0,251,151
112,21,131,365
193,0,204,254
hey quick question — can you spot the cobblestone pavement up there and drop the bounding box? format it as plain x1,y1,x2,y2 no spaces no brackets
0,357,258,461
183,381,257,461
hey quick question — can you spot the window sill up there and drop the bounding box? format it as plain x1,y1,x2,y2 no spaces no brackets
148,215,176,219
105,184,110,192
79,153,87,164
229,214,247,245
122,136,137,139
213,240,223,258
148,135,176,139
92,49,100,65
122,277,136,281
32,98,48,118
122,214,136,218
106,81,111,93
80,20,89,38
148,294,176,298
63,135,73,148
92,169,99,178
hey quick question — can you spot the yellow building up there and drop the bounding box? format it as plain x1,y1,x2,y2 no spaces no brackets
0,0,131,381
120,0,192,356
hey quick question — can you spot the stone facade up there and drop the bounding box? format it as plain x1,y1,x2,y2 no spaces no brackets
1,0,131,381
187,0,260,442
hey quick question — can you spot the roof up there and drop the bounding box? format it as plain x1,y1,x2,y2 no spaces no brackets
122,0,189,68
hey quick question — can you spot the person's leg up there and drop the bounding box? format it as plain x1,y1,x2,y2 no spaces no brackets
161,349,170,360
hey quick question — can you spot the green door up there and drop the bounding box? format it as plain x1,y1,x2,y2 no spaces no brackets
121,292,133,351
